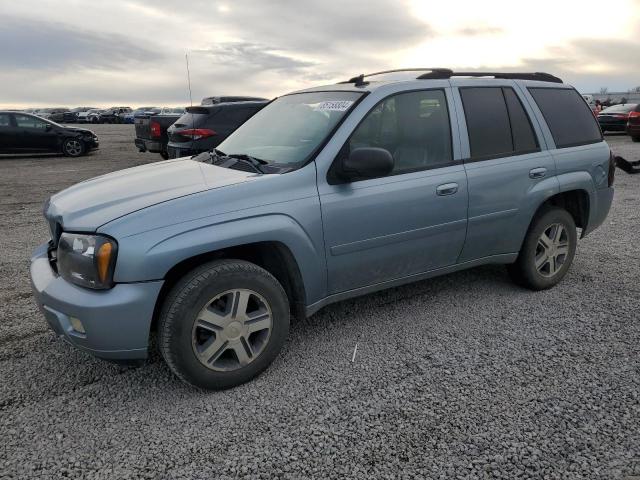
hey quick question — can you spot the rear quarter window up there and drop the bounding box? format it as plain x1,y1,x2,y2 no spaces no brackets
528,88,602,149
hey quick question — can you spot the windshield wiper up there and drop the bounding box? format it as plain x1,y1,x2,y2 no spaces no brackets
225,153,269,173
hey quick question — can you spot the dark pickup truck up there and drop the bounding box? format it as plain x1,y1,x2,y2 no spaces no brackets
134,113,180,159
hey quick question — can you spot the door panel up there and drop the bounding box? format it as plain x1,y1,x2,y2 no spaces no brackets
452,82,558,262
317,88,467,294
320,166,468,293
459,152,557,261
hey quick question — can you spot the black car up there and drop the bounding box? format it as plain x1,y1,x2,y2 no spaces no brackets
0,111,99,157
63,107,98,123
167,101,268,158
598,103,639,132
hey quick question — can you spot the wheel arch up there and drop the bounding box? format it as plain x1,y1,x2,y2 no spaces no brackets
150,240,308,337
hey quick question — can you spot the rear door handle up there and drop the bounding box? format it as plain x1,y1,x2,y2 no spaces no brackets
529,167,547,179
436,182,459,196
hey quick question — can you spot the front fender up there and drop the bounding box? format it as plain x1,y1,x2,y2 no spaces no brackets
109,213,327,305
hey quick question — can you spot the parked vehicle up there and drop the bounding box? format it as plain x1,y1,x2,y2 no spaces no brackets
99,107,133,124
160,107,186,116
77,109,102,123
626,104,640,142
86,109,106,124
37,108,69,123
134,110,183,159
201,96,266,105
167,101,267,158
30,69,614,390
0,111,98,156
598,103,639,132
64,107,98,124
124,107,159,124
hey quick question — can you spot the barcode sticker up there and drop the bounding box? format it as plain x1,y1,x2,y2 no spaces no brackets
315,101,354,112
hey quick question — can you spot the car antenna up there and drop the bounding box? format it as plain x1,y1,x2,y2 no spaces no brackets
185,52,196,155
185,52,193,107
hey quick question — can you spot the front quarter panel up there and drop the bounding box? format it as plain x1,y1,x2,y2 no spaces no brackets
99,163,327,305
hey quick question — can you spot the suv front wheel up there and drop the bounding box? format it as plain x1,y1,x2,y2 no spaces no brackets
507,206,577,290
158,260,290,390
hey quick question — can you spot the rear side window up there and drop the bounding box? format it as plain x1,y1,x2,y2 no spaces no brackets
460,87,538,160
0,114,10,126
528,88,602,148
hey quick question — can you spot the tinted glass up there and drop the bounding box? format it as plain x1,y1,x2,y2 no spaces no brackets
0,114,10,127
15,114,48,129
218,91,362,165
503,88,538,152
528,88,602,148
348,89,452,175
460,87,512,159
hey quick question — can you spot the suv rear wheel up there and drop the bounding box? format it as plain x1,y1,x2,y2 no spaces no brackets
507,206,577,290
158,260,290,390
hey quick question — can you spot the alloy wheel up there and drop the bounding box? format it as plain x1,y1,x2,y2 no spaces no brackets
65,140,82,156
535,223,570,277
191,289,273,372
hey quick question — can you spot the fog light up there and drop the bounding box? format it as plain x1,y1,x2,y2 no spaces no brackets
69,316,85,334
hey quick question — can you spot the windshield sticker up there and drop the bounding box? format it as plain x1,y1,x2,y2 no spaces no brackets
315,101,354,112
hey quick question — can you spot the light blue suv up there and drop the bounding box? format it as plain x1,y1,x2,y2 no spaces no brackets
30,69,615,389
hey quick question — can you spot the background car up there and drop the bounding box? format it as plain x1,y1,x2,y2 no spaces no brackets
37,108,69,123
98,107,133,123
598,103,639,132
167,100,267,158
0,111,98,157
200,96,266,105
124,107,159,124
63,107,98,124
159,107,186,115
626,104,640,142
77,108,102,123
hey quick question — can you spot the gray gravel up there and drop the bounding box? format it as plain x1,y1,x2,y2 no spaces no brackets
1,126,639,479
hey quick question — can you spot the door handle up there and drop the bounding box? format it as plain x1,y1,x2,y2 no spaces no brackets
436,182,459,196
529,167,547,179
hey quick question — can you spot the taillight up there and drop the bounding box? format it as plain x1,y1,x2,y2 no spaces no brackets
608,150,616,187
180,128,216,140
150,121,161,138
629,111,640,118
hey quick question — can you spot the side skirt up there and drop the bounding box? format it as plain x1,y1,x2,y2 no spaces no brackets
305,253,518,317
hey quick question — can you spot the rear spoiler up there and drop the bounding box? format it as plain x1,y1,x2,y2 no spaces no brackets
186,106,211,114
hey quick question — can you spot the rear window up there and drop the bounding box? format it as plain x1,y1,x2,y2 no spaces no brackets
528,88,602,148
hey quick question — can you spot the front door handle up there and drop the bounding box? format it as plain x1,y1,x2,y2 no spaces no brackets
436,182,459,196
529,167,547,179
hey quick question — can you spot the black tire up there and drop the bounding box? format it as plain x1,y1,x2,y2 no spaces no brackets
158,260,290,390
507,206,577,290
160,149,169,160
632,136,640,143
62,138,85,157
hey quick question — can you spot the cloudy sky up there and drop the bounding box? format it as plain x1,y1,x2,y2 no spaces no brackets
1,0,639,108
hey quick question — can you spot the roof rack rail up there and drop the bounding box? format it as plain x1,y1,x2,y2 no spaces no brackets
418,70,563,83
339,68,563,84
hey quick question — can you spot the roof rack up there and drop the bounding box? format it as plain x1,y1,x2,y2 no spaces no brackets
340,69,563,84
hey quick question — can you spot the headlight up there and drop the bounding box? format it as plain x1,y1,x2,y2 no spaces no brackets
57,233,118,289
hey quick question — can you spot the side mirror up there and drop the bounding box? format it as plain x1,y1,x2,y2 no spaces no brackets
340,147,394,181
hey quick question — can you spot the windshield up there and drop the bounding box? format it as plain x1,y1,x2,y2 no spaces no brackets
217,91,363,165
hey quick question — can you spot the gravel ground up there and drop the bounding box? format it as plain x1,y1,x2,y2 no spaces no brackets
1,126,639,479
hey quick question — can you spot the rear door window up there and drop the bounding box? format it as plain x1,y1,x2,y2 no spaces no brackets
460,87,538,160
15,114,48,129
0,113,10,127
528,88,602,148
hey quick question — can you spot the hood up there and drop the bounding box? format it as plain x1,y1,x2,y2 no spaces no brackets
45,159,257,232
64,127,94,135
